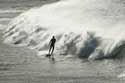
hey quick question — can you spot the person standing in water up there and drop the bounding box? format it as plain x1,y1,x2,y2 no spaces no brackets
49,36,56,55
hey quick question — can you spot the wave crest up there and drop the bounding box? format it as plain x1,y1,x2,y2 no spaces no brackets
3,0,125,60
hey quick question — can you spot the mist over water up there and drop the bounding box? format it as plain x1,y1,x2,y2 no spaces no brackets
3,0,125,60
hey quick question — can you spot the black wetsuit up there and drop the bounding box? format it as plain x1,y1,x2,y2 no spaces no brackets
49,38,56,54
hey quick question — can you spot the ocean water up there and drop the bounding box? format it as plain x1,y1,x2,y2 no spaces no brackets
0,0,57,25
0,0,125,83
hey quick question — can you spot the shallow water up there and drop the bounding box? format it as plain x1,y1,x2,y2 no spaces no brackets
0,0,124,83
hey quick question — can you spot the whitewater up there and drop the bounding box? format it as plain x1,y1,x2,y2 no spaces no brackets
3,0,125,61
0,0,124,82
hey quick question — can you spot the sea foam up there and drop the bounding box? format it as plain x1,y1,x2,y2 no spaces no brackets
3,0,125,60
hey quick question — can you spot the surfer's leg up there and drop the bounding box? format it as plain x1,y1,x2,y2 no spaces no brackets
49,46,52,54
51,45,54,55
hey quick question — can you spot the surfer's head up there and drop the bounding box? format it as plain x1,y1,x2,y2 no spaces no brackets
52,36,55,39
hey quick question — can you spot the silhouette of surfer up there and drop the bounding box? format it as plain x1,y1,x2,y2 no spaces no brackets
48,36,56,55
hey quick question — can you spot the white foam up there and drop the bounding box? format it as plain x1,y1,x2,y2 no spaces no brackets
118,73,125,78
0,9,25,13
3,0,125,60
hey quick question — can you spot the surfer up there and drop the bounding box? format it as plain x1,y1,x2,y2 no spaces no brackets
48,36,56,55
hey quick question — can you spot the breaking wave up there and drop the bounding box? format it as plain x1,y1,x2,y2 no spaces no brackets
3,0,125,60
